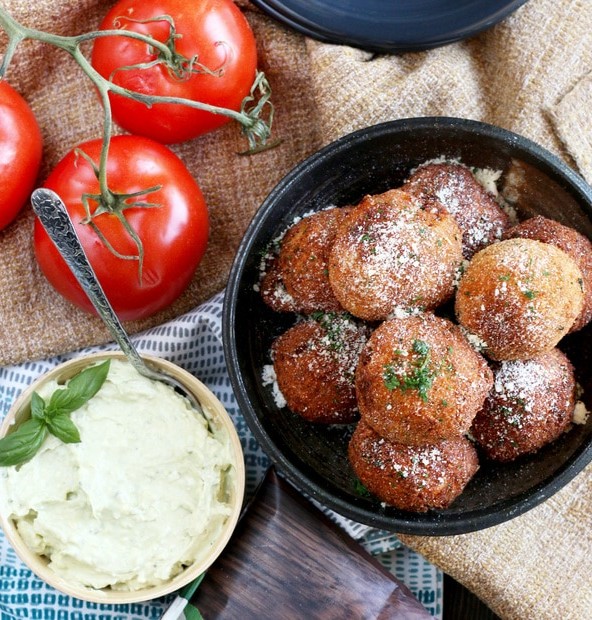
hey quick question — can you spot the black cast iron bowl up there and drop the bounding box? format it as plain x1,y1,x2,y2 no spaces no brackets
223,117,592,535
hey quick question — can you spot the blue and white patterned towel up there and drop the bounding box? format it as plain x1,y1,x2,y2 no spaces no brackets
0,292,442,620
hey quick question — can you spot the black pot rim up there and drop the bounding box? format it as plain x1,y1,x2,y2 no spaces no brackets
250,0,528,54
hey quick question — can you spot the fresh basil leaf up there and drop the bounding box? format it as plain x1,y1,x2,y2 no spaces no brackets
47,360,110,417
30,392,47,420
0,418,48,467
47,414,81,444
0,360,110,467
47,387,84,417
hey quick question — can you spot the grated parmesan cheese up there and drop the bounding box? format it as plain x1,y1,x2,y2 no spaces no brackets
573,401,590,425
261,364,287,408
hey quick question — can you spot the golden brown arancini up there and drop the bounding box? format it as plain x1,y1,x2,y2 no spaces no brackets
455,238,584,360
355,313,493,445
471,348,576,462
348,421,479,512
504,215,592,332
327,189,463,321
277,207,352,313
404,162,509,259
259,256,300,313
272,312,369,423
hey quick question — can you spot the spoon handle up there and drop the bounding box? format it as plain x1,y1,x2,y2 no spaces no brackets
30,188,147,375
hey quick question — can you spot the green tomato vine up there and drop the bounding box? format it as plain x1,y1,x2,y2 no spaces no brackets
0,6,276,282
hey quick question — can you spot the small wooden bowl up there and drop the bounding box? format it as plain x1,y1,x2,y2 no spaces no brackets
0,351,245,603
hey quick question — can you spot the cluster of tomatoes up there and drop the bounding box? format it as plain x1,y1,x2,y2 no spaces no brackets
1,0,259,320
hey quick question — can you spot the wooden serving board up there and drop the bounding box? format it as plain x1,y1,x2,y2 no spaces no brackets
189,467,431,619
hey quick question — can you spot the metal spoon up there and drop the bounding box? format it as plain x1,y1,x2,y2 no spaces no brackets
30,187,208,422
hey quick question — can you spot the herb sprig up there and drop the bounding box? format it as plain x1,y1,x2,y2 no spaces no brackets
383,339,436,402
0,360,110,467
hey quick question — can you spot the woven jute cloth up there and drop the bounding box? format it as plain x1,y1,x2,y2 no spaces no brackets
1,0,591,618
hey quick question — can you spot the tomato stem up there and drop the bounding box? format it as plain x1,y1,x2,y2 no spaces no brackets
107,14,228,82
0,5,275,281
0,7,275,150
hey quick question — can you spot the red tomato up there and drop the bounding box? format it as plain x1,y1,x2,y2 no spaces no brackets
0,81,43,230
91,0,258,144
34,136,209,321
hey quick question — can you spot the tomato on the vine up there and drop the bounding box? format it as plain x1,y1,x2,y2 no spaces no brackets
0,80,42,231
91,0,258,144
34,136,209,321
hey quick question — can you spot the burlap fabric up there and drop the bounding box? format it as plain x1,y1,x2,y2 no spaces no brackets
0,0,591,617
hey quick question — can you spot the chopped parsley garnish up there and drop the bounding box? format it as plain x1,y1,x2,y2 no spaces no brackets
310,311,351,352
353,479,372,497
522,289,536,300
412,339,430,356
383,339,436,402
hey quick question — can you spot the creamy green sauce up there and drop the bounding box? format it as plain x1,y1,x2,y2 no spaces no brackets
0,359,236,591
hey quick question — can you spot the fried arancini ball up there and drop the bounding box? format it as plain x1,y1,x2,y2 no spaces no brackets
259,256,300,313
471,348,576,462
327,189,463,321
259,207,350,313
272,313,369,423
455,238,584,361
277,207,352,313
404,162,510,259
355,313,493,445
348,421,479,512
504,215,592,332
